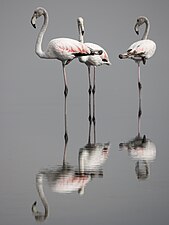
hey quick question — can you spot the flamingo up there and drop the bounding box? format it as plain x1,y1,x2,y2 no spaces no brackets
119,16,156,99
77,17,111,126
31,7,102,142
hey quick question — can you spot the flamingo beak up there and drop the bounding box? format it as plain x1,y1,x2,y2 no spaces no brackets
134,23,139,35
81,23,85,36
31,15,37,29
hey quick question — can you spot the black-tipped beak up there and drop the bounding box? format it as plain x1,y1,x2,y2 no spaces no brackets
31,16,36,29
31,23,36,29
32,201,37,213
82,30,84,35
134,24,139,35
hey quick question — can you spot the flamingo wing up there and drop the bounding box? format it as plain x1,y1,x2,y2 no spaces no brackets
84,42,111,66
128,40,156,59
46,38,91,60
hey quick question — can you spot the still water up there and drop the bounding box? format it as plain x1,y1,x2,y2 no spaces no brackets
1,74,168,225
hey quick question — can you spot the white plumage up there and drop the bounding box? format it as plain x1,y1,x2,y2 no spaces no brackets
126,39,156,62
119,16,156,93
119,16,156,64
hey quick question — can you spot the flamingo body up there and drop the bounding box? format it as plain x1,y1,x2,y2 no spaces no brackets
45,38,94,61
79,142,110,172
119,16,156,64
79,42,111,66
121,39,156,62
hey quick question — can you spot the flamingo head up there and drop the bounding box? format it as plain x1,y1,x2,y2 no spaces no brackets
134,16,148,35
31,7,47,29
77,17,85,36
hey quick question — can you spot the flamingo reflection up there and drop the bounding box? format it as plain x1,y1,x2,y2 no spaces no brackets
78,119,110,179
32,130,109,222
119,90,156,180
32,137,91,221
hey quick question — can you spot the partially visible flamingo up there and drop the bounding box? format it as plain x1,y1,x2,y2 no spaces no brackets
31,7,102,141
119,16,156,101
77,17,111,126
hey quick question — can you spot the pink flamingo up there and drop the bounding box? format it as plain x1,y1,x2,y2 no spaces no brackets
119,16,156,91
77,17,111,126
31,7,102,141
119,16,156,120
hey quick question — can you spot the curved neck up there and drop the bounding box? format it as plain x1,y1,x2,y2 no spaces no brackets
142,18,150,40
32,173,49,221
35,12,48,58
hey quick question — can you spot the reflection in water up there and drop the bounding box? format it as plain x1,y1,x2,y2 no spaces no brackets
32,138,91,222
79,121,110,179
32,90,110,222
32,173,49,222
119,134,156,180
119,87,156,180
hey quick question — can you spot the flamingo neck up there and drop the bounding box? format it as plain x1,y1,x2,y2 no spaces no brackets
35,173,49,219
35,11,48,58
78,23,84,43
142,18,150,40
79,31,84,43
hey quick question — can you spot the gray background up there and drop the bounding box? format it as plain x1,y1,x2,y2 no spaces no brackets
0,0,169,225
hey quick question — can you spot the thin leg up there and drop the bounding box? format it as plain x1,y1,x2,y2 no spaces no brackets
92,67,96,144
138,62,142,90
87,118,92,145
63,136,68,166
93,113,96,145
137,104,141,137
88,66,92,125
62,62,68,143
137,62,142,137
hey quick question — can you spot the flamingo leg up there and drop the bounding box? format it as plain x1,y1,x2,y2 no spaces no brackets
88,66,92,126
63,135,68,166
87,117,92,145
92,66,96,145
137,101,141,137
137,61,142,137
62,62,68,144
138,61,142,90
